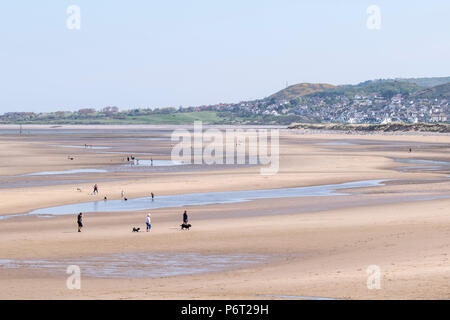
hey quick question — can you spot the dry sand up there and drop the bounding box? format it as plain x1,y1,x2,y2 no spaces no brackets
1,126,450,299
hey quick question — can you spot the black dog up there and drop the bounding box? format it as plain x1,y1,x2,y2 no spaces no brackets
180,223,192,230
132,227,140,232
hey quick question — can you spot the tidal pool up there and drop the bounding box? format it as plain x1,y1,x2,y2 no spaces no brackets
125,159,185,167
394,158,450,171
27,180,387,216
50,145,113,150
23,169,108,176
317,142,356,146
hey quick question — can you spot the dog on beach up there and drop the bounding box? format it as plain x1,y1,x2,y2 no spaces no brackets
180,223,192,230
132,227,140,232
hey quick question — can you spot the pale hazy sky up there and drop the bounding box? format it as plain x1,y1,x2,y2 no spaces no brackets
1,0,449,113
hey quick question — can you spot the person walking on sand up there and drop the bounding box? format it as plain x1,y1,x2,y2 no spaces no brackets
121,190,125,198
183,210,188,224
151,192,154,201
77,212,83,232
146,214,152,232
93,184,98,195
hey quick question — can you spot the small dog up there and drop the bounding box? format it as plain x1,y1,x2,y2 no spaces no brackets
180,223,192,230
132,227,140,232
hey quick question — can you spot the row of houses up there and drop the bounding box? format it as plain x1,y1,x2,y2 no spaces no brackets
207,94,449,124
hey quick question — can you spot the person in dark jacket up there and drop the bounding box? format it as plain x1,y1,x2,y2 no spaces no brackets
77,212,83,232
183,210,188,224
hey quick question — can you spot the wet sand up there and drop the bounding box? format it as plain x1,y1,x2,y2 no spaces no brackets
1,125,450,299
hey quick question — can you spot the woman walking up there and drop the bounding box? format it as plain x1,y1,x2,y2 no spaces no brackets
146,214,152,232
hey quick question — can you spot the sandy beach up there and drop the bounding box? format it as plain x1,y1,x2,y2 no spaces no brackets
1,125,450,299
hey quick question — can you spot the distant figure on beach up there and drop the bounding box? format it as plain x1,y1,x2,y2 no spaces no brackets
151,192,154,201
183,210,188,224
151,158,153,166
121,190,125,198
146,214,152,232
68,155,74,160
77,213,83,232
409,148,412,153
104,196,107,201
127,156,130,162
93,184,98,195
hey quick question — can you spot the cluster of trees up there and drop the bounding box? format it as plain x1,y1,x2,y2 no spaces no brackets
0,105,203,123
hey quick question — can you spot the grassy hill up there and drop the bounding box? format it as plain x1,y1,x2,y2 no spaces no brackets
413,82,450,99
310,81,423,99
268,83,336,101
265,78,446,102
395,76,450,88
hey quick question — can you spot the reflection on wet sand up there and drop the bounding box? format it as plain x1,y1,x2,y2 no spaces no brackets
0,252,271,279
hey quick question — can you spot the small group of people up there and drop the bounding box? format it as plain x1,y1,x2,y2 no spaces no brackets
145,210,188,232
77,210,189,233
78,185,184,233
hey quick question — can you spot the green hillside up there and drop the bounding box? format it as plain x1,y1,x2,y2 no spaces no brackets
309,81,422,99
413,82,450,99
395,76,450,88
268,83,336,101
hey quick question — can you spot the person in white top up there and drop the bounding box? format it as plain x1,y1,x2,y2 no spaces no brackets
146,214,152,232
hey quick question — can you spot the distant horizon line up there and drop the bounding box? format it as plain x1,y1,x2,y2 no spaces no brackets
2,75,449,114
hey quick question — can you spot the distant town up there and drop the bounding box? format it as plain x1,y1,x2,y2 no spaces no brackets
215,92,449,124
1,77,449,126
